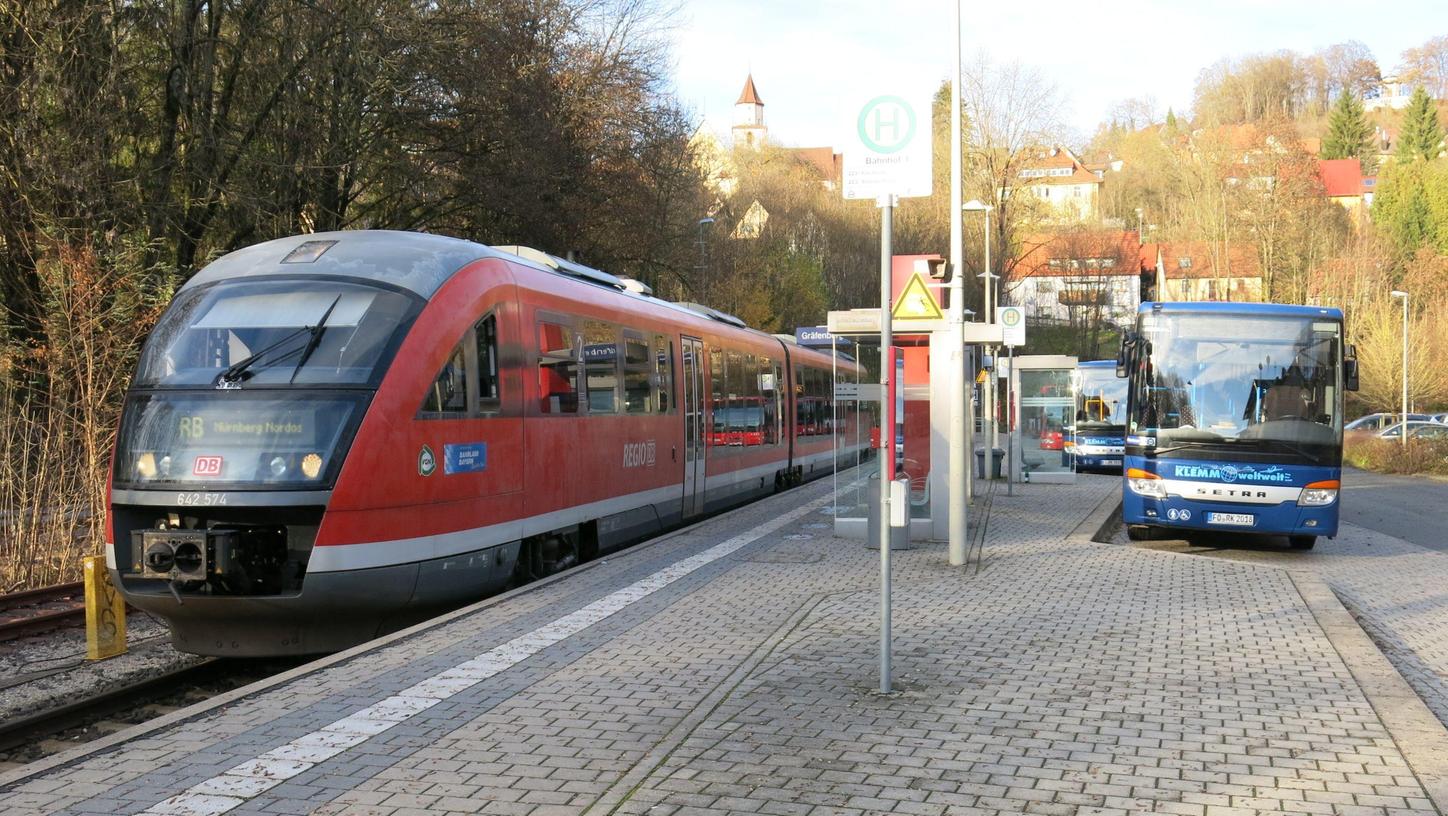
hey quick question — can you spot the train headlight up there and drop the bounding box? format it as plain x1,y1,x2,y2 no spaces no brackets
300,453,323,479
269,456,288,478
136,453,157,479
1298,480,1339,506
158,455,172,478
1125,467,1167,498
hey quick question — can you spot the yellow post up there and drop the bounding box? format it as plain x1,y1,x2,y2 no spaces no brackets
84,555,127,660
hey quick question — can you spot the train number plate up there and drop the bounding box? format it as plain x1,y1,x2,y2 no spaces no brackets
1207,512,1254,526
1101,459,1121,466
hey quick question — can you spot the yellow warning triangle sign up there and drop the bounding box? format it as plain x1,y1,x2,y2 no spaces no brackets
891,272,944,320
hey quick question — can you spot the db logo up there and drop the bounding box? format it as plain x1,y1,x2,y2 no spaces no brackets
193,456,224,477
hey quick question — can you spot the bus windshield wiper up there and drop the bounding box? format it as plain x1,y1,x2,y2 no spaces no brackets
289,295,342,383
216,326,314,387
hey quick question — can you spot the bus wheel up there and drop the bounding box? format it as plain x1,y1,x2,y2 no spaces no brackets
1126,525,1155,541
1289,535,1316,550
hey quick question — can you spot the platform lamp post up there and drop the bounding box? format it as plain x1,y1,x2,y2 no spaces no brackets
695,217,715,303
1391,289,1409,447
963,199,995,455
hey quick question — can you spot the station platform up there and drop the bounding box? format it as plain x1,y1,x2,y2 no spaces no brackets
3,474,1448,816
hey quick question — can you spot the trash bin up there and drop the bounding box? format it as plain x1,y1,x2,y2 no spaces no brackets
975,446,1005,479
864,477,912,551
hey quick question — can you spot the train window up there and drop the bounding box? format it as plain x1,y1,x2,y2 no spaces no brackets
709,347,725,449
760,356,777,445
583,320,619,414
654,335,673,414
538,321,579,414
421,343,469,415
475,314,500,411
623,332,652,414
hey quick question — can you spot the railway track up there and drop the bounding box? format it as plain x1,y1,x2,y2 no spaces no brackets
0,656,301,769
0,582,88,642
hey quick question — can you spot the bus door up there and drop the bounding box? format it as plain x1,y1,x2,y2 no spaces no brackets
681,336,707,517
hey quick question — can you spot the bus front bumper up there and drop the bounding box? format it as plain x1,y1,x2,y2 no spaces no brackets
1123,493,1337,538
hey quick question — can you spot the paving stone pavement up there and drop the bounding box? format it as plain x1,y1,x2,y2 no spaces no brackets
1116,496,1448,733
0,473,1441,816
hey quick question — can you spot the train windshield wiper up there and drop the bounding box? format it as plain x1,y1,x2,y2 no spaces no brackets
215,326,312,387
289,295,342,384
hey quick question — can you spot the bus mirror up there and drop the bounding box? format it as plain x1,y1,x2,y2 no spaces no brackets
1345,344,1360,392
1115,334,1133,378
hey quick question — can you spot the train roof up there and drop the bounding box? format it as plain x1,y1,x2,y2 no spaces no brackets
1137,301,1344,321
181,230,501,298
181,230,861,370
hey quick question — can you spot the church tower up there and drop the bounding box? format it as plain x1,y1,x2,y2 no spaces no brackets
731,74,766,149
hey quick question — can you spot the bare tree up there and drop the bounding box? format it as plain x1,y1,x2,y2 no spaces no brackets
959,54,1067,302
1400,35,1448,100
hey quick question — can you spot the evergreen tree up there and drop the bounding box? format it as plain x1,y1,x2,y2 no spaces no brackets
1396,86,1444,161
1164,108,1179,133
1322,91,1375,172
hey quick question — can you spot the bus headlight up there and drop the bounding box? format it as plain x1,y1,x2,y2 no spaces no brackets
136,453,157,479
1298,480,1339,506
269,456,288,478
1126,467,1167,498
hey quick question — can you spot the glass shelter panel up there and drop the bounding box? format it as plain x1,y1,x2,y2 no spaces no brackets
1019,368,1075,477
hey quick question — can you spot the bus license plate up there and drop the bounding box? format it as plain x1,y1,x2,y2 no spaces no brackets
1207,512,1254,526
1102,459,1121,466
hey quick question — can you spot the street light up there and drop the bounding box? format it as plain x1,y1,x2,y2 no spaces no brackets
695,217,715,303
963,199,996,451
1391,289,1409,447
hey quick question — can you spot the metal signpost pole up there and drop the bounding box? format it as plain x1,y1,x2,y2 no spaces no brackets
947,0,968,566
878,195,895,694
845,91,930,695
1007,345,1014,496
985,206,996,455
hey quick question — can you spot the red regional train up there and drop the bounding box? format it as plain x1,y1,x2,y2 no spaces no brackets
107,231,869,656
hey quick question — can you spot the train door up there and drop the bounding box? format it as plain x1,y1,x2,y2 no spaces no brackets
681,336,707,517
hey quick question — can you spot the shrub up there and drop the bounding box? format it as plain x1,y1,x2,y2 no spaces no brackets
1344,435,1448,476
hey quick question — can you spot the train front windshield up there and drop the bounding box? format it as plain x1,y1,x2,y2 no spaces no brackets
135,279,416,388
117,278,418,489
1130,313,1343,465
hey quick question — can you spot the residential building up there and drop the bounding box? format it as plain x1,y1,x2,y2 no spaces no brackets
1317,158,1374,219
1142,241,1262,302
1009,146,1104,222
1009,230,1145,327
1364,75,1421,112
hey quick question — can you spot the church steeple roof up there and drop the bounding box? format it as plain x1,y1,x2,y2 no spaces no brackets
736,74,763,106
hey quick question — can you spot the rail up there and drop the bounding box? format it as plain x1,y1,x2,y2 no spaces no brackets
0,582,88,642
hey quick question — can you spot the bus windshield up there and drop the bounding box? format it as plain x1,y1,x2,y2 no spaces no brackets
1130,313,1342,462
1076,366,1128,429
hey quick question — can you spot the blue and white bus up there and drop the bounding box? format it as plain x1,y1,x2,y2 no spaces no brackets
1070,360,1127,472
1118,302,1359,549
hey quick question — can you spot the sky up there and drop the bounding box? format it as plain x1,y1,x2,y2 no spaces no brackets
664,0,1446,149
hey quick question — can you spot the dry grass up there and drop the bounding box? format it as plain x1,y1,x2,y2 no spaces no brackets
0,238,160,591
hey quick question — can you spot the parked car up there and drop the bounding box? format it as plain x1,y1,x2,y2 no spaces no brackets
1377,420,1448,439
1347,412,1431,432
